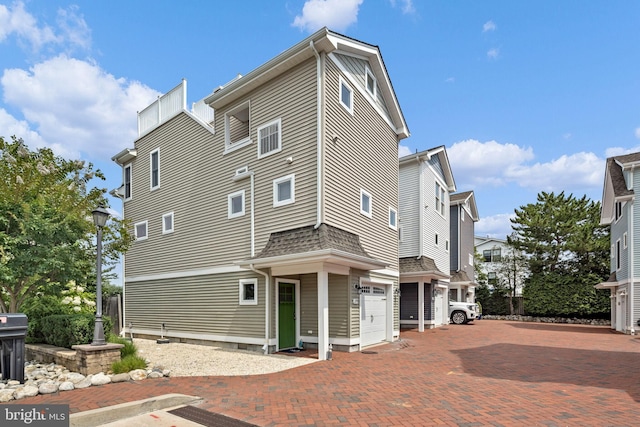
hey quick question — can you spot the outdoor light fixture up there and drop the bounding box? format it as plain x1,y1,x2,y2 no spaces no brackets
91,206,110,345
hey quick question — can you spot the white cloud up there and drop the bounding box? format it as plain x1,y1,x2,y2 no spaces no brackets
505,152,603,192
487,48,500,59
0,1,88,53
389,0,415,14
475,213,514,240
448,139,534,187
1,55,160,160
605,145,640,158
0,107,48,148
445,77,455,83
448,139,603,195
483,20,496,32
398,144,412,158
292,0,363,33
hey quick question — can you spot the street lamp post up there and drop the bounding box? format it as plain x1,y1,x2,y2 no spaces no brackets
91,206,110,346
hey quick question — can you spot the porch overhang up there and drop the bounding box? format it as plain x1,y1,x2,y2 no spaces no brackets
399,256,450,282
237,249,387,276
595,272,618,289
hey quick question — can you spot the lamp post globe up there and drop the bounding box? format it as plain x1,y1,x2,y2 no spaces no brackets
91,206,110,346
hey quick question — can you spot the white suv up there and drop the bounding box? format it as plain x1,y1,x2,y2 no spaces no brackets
449,301,479,324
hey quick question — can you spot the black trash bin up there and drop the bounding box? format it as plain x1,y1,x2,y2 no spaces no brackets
0,313,28,383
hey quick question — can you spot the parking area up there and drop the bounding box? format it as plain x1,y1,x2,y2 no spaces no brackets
11,319,640,426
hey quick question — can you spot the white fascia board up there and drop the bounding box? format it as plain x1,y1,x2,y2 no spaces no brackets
237,249,387,272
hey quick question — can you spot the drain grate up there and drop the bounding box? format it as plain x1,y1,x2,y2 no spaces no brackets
168,405,257,427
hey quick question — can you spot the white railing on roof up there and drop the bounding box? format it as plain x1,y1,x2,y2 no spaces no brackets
137,79,215,137
192,98,214,125
138,80,187,136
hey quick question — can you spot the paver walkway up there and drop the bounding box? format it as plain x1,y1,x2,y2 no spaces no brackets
7,320,640,426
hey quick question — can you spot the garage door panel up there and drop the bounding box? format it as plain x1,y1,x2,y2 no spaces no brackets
360,287,387,347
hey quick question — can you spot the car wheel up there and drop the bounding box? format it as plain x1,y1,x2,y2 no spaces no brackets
451,311,467,325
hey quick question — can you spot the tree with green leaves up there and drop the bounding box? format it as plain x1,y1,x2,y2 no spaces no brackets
0,135,131,313
494,234,528,314
509,191,610,317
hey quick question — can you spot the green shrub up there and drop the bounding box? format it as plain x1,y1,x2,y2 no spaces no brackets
21,295,67,343
108,335,137,358
111,355,147,374
39,314,113,348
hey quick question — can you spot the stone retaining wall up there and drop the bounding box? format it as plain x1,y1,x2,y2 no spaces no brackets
25,343,123,375
481,315,611,326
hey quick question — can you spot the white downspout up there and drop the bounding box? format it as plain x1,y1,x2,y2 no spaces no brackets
417,155,424,255
250,264,271,354
310,40,323,229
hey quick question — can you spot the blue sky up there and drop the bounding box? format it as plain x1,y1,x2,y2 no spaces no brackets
2,0,640,244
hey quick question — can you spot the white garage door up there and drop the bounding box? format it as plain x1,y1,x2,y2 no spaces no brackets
360,285,387,347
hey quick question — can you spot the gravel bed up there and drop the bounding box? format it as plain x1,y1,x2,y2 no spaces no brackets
133,338,316,377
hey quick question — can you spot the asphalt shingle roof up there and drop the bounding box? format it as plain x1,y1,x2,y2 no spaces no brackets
254,223,373,260
399,256,447,276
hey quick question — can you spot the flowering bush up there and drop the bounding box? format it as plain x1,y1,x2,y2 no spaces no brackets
60,281,96,314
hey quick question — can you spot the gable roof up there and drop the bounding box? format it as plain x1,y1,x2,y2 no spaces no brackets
450,190,479,221
600,153,640,225
203,27,409,139
398,145,456,192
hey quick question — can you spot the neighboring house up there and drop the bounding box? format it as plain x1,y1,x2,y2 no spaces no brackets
111,28,409,360
398,146,456,331
474,236,525,296
598,153,640,334
449,191,479,303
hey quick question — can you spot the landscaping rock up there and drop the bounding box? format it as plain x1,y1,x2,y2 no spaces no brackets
0,389,15,402
110,373,130,383
58,381,75,391
129,369,147,381
14,385,39,399
90,373,111,386
38,382,59,394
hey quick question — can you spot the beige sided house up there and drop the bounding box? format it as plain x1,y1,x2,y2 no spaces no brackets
111,28,409,360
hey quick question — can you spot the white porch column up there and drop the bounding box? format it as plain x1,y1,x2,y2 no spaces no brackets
317,270,329,360
418,281,425,332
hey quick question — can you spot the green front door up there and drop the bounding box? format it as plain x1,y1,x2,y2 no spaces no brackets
278,282,296,349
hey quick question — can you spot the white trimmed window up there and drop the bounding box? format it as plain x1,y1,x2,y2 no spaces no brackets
388,207,397,230
134,221,148,241
258,118,282,158
239,278,258,305
124,164,132,201
616,239,621,270
360,189,372,217
228,190,245,218
365,66,376,98
162,212,174,234
339,77,353,114
150,148,160,190
224,102,251,152
446,240,449,252
273,174,295,207
435,182,445,216
624,232,628,249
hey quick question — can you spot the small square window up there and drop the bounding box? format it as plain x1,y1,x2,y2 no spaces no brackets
134,221,148,241
360,189,372,218
339,77,353,114
273,174,295,207
388,207,397,230
239,279,258,305
258,118,282,158
365,66,376,98
228,190,245,218
150,148,160,190
162,212,174,234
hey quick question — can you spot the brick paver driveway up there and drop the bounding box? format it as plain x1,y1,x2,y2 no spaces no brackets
11,320,640,426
